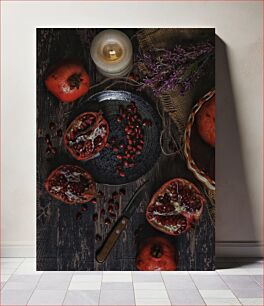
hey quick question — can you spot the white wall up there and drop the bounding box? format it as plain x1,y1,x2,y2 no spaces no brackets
1,1,262,257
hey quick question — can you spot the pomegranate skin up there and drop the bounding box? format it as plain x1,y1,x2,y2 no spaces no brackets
136,237,178,271
197,95,215,147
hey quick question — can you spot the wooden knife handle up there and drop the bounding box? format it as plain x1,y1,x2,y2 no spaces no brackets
96,216,129,263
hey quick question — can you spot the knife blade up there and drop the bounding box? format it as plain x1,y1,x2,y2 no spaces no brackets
96,180,149,263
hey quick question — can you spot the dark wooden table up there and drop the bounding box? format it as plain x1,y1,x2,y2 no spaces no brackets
37,28,215,271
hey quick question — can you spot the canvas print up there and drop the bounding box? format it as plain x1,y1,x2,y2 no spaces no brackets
37,28,215,271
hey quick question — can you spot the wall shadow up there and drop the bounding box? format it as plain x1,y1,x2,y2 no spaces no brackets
215,36,258,266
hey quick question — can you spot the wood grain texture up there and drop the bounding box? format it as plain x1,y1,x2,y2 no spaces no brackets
37,28,215,271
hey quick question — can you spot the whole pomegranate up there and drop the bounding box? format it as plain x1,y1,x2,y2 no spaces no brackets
197,95,215,147
136,237,178,271
146,178,206,236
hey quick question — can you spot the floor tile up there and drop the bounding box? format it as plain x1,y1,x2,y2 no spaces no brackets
221,275,261,290
8,274,41,283
74,271,102,275
134,289,169,299
71,274,101,282
102,272,132,282
245,268,263,275
161,271,189,275
132,271,163,282
3,280,38,291
99,289,135,305
191,275,229,290
239,298,264,305
37,272,72,290
203,298,241,305
23,258,36,263
189,271,218,275
101,281,133,290
134,282,166,290
68,281,101,290
231,288,263,298
63,290,100,305
163,275,196,289
1,288,33,305
135,299,171,305
1,275,11,282
252,275,263,287
14,262,43,275
27,289,66,305
199,289,237,298
167,289,205,305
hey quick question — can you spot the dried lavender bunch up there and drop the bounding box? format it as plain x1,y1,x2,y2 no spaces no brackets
137,42,214,96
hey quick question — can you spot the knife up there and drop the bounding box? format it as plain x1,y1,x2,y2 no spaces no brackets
96,180,149,263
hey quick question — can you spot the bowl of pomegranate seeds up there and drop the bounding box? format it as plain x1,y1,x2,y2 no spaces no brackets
65,90,162,185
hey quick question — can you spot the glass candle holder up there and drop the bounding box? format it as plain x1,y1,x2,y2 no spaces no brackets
90,29,133,77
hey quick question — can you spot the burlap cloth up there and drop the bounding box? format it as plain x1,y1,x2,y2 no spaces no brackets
136,28,215,217
136,28,214,141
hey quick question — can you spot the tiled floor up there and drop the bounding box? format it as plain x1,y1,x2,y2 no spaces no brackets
0,258,263,305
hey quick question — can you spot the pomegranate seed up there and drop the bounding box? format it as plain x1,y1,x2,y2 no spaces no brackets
75,212,82,220
119,105,125,115
119,188,126,195
120,143,125,149
108,205,114,213
112,191,119,199
116,115,122,123
124,161,129,168
90,198,97,204
97,190,104,197
57,129,63,137
114,201,119,210
109,212,117,219
92,213,98,221
105,218,111,225
118,170,125,177
113,146,119,153
81,204,88,212
49,122,56,130
95,234,102,241
116,154,123,160
142,119,148,126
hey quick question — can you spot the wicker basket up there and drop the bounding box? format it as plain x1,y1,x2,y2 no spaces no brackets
184,90,215,191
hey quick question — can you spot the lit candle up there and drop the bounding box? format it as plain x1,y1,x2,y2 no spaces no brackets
90,29,133,77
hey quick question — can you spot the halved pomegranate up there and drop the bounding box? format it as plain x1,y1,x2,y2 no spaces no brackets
136,236,178,271
146,178,206,236
64,112,109,160
45,165,96,204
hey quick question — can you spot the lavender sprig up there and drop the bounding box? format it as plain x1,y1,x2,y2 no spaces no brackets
137,42,214,96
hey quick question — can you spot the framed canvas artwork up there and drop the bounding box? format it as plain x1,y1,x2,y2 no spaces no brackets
37,28,215,271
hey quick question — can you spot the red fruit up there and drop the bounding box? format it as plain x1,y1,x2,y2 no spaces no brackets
45,165,96,205
45,61,90,103
197,95,215,147
146,178,205,236
64,112,109,160
136,237,178,271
